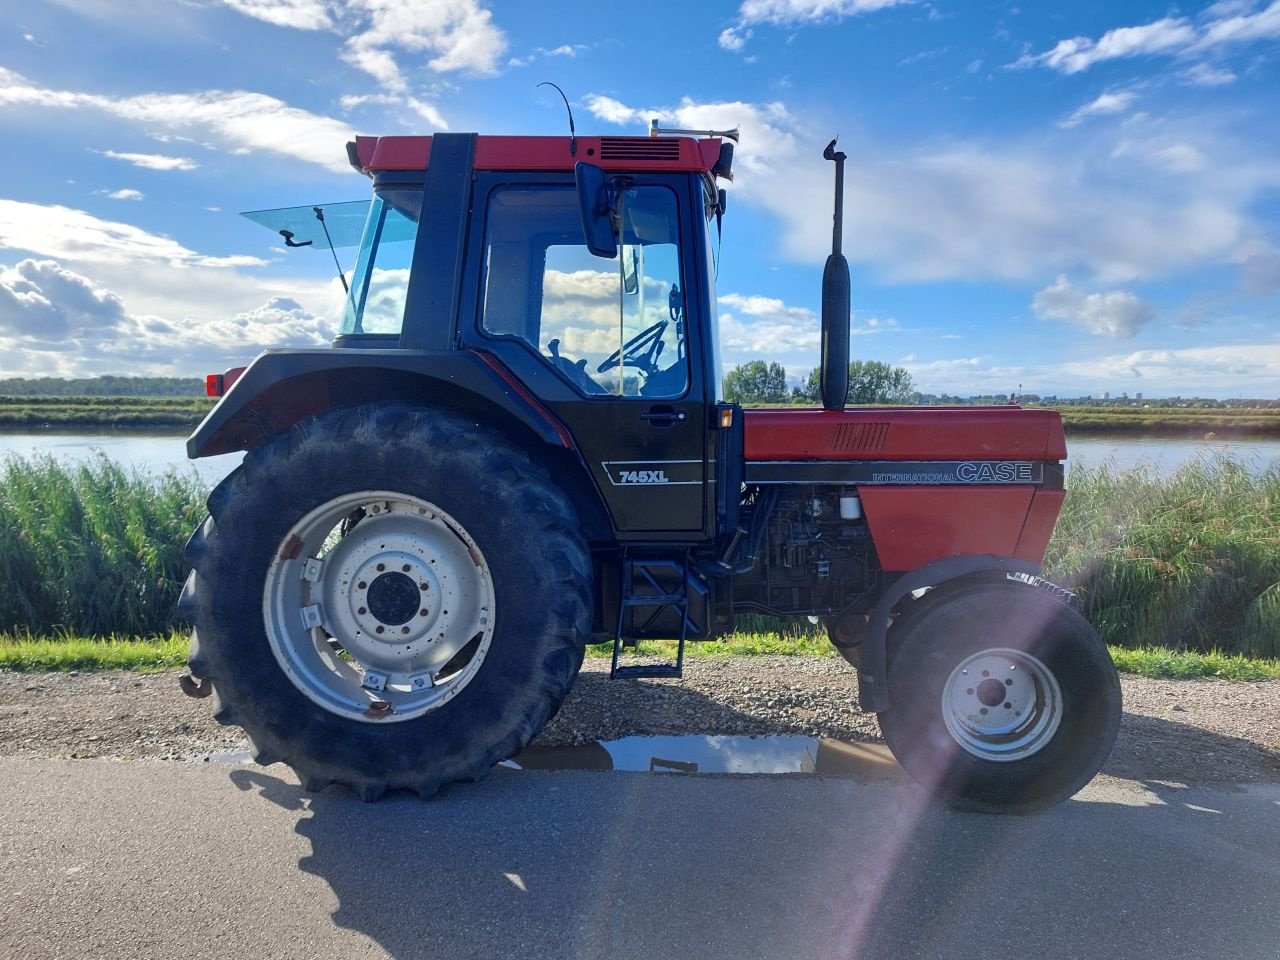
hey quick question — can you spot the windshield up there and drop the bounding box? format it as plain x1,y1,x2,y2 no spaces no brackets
339,190,421,335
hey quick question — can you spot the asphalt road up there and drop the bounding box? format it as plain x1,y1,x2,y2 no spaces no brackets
1,759,1277,960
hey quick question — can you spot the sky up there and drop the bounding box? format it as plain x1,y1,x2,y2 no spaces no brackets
0,0,1278,398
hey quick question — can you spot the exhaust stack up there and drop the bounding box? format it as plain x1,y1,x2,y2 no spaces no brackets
820,139,851,411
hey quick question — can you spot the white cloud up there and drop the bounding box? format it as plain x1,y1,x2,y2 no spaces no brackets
585,95,644,125
1150,144,1206,174
1059,90,1138,128
0,259,128,342
0,256,338,377
1110,138,1208,175
1016,2,1280,74
0,68,354,174
1059,344,1280,392
340,92,447,129
897,343,1280,397
99,150,199,171
1180,62,1237,86
735,0,909,26
1018,17,1195,74
1031,275,1154,338
719,0,909,51
102,189,144,201
719,27,749,51
218,0,507,89
715,292,898,376
339,0,507,91
507,43,588,69
219,0,333,29
1190,0,1280,50
0,199,266,269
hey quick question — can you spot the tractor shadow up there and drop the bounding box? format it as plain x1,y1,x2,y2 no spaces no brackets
227,681,1280,960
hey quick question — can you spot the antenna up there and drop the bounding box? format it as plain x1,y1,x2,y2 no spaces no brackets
537,81,577,156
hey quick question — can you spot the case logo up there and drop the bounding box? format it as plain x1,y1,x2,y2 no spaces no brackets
955,461,1034,482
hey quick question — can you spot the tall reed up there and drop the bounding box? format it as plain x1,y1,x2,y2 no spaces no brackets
1047,456,1280,657
0,452,1276,658
0,455,204,637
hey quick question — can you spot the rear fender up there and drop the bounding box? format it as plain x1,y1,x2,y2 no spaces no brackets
187,348,611,539
858,555,1046,713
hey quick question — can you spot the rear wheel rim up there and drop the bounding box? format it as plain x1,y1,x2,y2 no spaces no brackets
262,491,495,724
940,648,1063,762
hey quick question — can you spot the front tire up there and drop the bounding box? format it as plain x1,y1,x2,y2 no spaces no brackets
179,405,592,800
877,580,1121,813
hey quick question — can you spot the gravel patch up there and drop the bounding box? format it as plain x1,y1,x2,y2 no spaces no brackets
1,659,1276,783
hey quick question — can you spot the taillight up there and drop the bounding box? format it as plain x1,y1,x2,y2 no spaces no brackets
205,367,246,397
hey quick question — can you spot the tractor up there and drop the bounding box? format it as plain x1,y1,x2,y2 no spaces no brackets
180,124,1120,812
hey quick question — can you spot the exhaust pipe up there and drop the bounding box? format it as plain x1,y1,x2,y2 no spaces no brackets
820,138,850,411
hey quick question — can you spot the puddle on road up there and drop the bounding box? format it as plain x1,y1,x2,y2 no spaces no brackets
205,735,904,779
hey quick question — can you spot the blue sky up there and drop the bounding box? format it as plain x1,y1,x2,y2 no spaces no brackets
0,0,1277,397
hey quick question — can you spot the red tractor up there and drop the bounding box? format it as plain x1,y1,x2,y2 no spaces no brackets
181,126,1120,812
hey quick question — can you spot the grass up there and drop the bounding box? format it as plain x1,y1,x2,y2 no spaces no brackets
0,632,188,672
7,631,1273,680
1106,645,1280,681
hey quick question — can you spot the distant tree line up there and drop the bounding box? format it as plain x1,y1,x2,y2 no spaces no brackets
0,376,205,397
723,360,916,405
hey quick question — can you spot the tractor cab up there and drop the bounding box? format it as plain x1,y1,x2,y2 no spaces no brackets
235,132,738,540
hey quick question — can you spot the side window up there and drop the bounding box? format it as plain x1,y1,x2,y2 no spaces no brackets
481,185,688,399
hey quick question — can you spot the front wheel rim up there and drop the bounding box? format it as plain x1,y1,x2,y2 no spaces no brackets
262,491,495,724
941,648,1063,762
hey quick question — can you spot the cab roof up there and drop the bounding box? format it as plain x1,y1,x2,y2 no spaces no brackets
349,134,725,176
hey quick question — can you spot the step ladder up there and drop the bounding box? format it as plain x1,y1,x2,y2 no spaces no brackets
610,554,692,680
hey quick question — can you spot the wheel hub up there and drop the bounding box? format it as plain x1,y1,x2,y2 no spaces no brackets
941,648,1063,762
263,492,494,724
365,571,421,627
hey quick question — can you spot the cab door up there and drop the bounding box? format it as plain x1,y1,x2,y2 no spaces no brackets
467,175,707,536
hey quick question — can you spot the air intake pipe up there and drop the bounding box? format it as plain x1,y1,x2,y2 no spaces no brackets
820,138,851,411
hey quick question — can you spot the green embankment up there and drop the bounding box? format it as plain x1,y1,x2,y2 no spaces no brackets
1057,406,1280,436
0,453,1276,674
0,396,215,429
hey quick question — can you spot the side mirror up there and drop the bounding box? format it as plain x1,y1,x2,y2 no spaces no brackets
574,161,617,259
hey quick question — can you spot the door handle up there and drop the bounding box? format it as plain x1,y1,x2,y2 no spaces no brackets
640,406,688,428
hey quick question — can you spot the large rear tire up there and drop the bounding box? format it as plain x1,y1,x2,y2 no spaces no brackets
877,579,1121,813
179,405,591,800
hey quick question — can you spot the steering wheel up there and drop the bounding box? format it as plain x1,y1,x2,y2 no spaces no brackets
597,319,668,375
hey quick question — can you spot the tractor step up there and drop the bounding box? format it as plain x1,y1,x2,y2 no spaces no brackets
611,664,683,680
610,555,694,680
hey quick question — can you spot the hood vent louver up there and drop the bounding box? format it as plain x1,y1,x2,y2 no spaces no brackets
832,422,891,452
599,137,682,160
